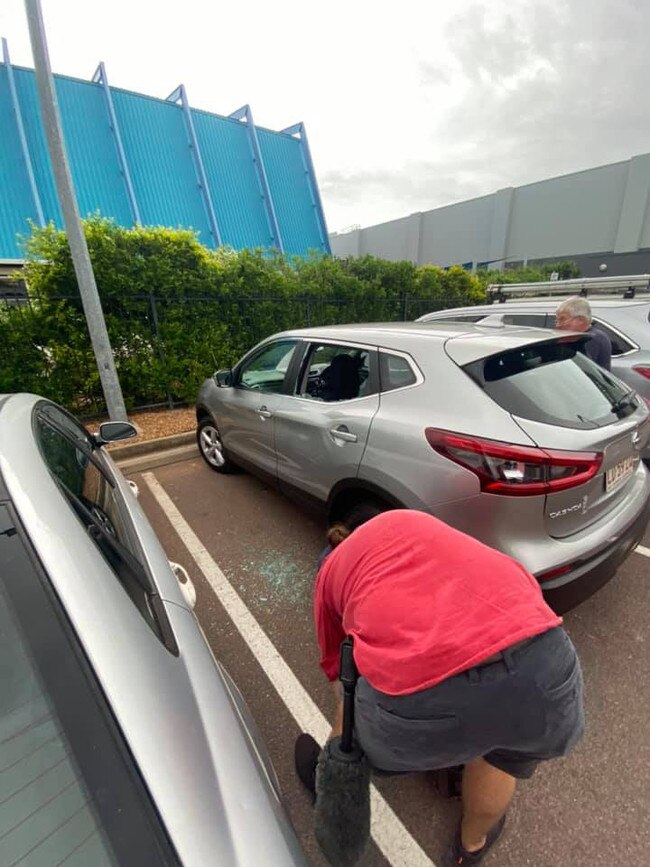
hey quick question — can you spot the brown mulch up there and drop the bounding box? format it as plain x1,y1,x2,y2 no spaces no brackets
91,406,195,444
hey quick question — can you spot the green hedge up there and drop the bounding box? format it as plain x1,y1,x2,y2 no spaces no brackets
1,218,573,414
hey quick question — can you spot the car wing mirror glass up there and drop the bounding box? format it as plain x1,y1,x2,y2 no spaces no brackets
95,421,137,445
215,368,233,387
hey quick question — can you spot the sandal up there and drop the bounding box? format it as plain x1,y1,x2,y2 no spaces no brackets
447,814,506,865
294,733,320,801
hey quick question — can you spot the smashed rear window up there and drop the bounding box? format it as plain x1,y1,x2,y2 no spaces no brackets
465,339,636,430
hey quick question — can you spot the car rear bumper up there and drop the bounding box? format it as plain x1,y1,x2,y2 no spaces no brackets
540,494,650,613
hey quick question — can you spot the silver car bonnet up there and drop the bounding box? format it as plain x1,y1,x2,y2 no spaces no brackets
0,394,307,867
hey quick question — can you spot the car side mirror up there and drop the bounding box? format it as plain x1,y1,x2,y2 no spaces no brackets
94,421,137,445
215,368,233,387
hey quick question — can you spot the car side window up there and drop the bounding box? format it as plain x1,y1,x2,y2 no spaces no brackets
501,313,551,328
592,319,635,356
236,340,298,393
36,407,131,548
379,352,418,392
34,406,164,643
298,344,377,401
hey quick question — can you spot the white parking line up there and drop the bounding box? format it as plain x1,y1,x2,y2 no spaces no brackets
143,472,434,867
635,544,650,558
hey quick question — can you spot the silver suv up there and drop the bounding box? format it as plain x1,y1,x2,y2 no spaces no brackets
196,322,650,612
0,394,307,867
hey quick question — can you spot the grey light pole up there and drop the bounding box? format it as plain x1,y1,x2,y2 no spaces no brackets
24,0,128,421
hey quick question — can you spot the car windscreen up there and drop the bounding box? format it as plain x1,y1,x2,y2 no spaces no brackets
464,339,637,430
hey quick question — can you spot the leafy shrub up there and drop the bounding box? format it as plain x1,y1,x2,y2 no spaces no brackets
5,218,490,413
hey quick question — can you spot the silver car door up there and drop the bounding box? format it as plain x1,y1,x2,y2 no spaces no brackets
274,342,380,502
217,339,300,478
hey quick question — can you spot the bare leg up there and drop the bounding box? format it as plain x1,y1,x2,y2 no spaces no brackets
460,757,516,852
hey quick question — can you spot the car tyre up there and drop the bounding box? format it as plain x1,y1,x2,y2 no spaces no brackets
340,495,392,528
197,417,238,474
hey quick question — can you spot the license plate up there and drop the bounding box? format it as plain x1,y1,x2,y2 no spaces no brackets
605,456,638,491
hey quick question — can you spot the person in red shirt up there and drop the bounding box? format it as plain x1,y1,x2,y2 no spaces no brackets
299,508,584,866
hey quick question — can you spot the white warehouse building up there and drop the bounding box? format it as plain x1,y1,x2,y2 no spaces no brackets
329,153,650,276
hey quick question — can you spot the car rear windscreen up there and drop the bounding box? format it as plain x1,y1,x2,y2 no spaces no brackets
464,339,636,430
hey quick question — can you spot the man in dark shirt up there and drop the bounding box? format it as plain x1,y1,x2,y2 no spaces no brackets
555,296,612,369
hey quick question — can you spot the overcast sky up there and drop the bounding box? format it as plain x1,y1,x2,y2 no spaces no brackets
2,0,649,234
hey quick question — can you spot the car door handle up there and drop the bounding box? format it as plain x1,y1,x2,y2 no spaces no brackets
329,426,358,443
169,561,196,609
258,406,272,419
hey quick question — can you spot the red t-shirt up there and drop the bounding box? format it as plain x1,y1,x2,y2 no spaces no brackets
314,510,561,696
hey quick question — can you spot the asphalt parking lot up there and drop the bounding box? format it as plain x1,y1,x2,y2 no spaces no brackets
130,453,650,867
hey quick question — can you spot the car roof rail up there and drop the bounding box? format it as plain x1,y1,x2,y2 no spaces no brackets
486,274,650,304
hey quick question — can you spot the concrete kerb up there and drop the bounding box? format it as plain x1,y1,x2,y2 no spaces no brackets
110,431,196,473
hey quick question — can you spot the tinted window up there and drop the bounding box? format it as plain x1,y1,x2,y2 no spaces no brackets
298,344,377,401
237,340,298,393
0,505,177,867
466,340,634,430
34,408,164,642
501,313,550,328
380,352,417,392
592,319,635,356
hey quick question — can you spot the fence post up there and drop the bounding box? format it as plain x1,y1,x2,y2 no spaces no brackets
401,292,409,321
149,293,174,409
305,297,311,327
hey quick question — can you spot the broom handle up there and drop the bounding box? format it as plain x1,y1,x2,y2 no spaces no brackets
339,637,357,753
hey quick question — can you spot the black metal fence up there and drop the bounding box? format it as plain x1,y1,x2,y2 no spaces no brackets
0,291,466,416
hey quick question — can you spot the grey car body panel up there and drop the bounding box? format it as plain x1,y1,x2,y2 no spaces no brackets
511,409,650,538
428,465,649,577
217,388,285,477
274,393,380,500
0,394,307,867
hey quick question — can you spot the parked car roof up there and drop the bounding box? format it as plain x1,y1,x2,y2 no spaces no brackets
268,320,576,363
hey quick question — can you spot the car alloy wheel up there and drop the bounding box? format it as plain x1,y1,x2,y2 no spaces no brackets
199,423,225,468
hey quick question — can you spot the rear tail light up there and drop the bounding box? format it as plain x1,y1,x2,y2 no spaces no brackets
537,564,574,583
633,366,650,380
424,428,603,496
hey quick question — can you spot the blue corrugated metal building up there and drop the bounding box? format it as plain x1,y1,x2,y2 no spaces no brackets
0,49,329,260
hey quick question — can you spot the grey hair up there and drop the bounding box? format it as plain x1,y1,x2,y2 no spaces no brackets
557,296,592,323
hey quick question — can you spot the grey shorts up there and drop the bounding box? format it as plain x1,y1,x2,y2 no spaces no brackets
354,627,584,779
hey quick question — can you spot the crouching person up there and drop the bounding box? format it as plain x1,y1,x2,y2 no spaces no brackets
297,508,584,865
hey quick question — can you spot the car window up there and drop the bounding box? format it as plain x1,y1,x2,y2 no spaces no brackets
501,313,550,328
379,352,417,392
237,340,298,393
465,340,633,430
297,344,377,401
592,319,635,356
0,505,178,867
34,407,166,644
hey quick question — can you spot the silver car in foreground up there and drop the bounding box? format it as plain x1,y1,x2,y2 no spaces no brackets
0,394,306,867
197,322,650,612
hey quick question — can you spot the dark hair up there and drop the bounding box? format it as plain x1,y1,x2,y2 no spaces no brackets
326,502,386,548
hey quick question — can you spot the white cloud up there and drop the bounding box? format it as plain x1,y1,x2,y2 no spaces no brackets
2,0,649,234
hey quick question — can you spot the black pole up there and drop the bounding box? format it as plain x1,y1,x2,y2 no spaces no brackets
339,637,357,753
